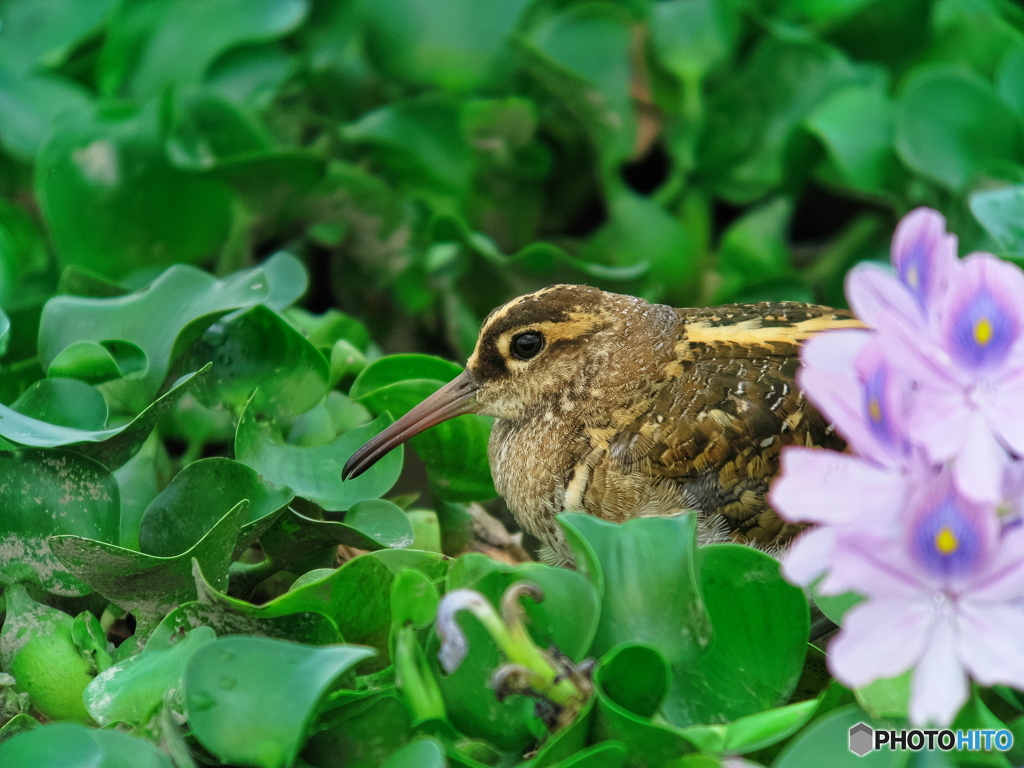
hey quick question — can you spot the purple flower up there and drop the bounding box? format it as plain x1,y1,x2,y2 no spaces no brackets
823,472,1024,725
869,254,1024,502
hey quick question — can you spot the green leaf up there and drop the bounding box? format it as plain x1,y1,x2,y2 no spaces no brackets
712,197,796,303
970,184,1024,256
0,722,173,768
0,67,93,160
649,0,739,83
380,738,447,768
774,704,897,767
84,626,216,726
49,501,247,634
185,636,374,768
10,378,107,430
39,255,302,403
47,340,148,385
183,303,329,419
35,101,234,279
138,457,293,558
391,568,440,630
680,699,822,753
0,368,203,469
351,355,495,502
855,670,911,720
804,81,898,194
0,0,113,71
0,449,120,595
362,0,529,92
895,65,1023,192
304,694,414,768
235,401,403,511
98,0,308,98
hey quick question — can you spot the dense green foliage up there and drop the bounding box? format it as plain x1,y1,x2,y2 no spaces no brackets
2,0,1024,765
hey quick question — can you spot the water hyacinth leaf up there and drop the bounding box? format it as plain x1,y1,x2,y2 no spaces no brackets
804,82,897,194
0,367,204,469
712,197,795,303
84,626,216,726
153,598,341,648
283,307,371,353
351,355,495,502
970,184,1024,256
0,722,173,768
303,694,413,768
813,589,863,627
184,304,329,419
773,705,895,768
590,644,697,762
379,738,446,768
114,434,167,551
49,501,247,632
895,65,1023,192
678,544,810,725
0,68,93,160
855,670,911,720
0,714,39,744
0,0,113,70
35,101,234,280
679,699,821,754
0,449,119,596
392,567,440,630
39,255,304,402
366,548,450,581
236,402,403,511
197,555,393,661
47,340,148,385
184,636,374,768
558,514,711,704
0,308,9,358
532,697,597,767
138,457,293,558
649,0,739,84
99,0,308,98
10,378,108,430
259,502,413,578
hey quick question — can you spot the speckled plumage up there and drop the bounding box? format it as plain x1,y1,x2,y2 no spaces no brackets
343,284,862,565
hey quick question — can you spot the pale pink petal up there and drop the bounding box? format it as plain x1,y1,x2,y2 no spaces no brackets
984,370,1024,456
770,448,907,525
822,536,927,598
908,618,969,726
952,413,1008,503
829,599,933,687
956,602,1024,689
781,527,836,586
906,384,972,463
964,528,1024,601
891,208,959,315
845,264,922,329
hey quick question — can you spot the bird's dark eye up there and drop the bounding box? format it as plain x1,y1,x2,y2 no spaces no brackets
511,332,544,360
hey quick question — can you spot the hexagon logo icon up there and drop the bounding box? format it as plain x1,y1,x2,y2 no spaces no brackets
849,722,874,756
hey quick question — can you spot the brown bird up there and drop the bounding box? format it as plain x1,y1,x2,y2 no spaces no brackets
343,285,861,564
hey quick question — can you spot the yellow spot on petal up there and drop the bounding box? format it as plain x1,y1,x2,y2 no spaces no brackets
906,265,919,288
868,398,882,422
974,317,993,346
935,526,959,555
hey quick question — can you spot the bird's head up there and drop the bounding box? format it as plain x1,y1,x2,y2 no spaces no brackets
341,284,678,479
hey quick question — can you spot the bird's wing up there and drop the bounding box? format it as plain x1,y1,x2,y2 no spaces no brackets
589,303,858,548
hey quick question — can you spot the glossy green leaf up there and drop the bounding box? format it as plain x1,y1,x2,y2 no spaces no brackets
39,254,302,403
712,197,795,303
0,367,203,469
351,355,495,502
0,722,173,768
855,670,910,720
99,0,308,98
10,378,107,431
113,434,167,552
236,402,403,511
774,704,897,768
590,644,696,763
650,0,739,84
680,699,821,753
138,457,292,558
0,67,92,160
47,340,148,385
392,567,440,629
0,449,119,595
84,626,216,726
185,636,373,768
380,738,447,768
304,694,414,768
35,101,233,279
183,303,329,419
805,82,897,194
0,0,112,70
895,65,1023,191
971,184,1024,256
362,0,528,93
49,501,247,633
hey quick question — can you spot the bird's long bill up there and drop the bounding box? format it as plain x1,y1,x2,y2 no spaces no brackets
341,370,481,480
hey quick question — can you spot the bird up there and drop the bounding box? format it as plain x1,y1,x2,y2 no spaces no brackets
342,284,862,565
